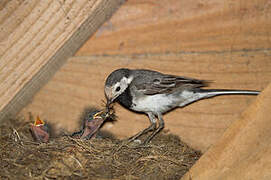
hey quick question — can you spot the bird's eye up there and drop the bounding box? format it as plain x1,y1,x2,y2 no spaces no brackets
115,86,121,92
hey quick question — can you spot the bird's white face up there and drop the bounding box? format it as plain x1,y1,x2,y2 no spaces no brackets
105,76,133,105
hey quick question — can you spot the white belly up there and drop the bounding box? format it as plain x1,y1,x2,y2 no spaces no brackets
130,90,208,114
131,94,177,114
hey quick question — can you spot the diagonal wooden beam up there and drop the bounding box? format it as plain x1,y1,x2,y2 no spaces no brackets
0,0,125,121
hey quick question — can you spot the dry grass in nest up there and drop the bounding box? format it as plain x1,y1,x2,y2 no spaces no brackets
0,117,201,180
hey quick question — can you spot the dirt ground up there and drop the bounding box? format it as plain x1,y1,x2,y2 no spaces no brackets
0,116,201,180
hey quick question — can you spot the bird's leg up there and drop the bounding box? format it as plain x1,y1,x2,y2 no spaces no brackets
143,113,164,144
128,112,157,142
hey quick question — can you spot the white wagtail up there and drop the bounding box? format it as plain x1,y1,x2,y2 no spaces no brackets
104,68,260,144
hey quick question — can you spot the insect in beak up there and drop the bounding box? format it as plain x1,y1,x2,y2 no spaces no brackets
93,111,103,119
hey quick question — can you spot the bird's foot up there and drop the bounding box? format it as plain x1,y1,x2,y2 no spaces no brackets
127,124,156,143
142,125,164,144
142,137,152,145
127,135,140,143
126,134,152,145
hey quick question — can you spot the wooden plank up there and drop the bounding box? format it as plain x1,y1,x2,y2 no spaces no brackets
182,84,271,180
0,0,124,121
76,0,271,56
20,50,271,151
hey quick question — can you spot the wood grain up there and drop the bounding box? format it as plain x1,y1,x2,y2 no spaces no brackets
0,0,124,121
77,0,271,55
182,84,271,180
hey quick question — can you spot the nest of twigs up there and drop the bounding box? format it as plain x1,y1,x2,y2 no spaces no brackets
0,116,201,180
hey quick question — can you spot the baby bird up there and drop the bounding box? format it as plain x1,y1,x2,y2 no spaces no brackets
30,116,49,143
72,108,114,140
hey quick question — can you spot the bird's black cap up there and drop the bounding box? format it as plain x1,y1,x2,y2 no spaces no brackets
105,68,130,86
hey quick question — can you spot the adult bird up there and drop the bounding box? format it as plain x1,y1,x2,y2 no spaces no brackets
104,68,260,144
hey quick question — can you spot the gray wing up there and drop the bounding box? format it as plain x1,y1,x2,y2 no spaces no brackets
132,70,208,95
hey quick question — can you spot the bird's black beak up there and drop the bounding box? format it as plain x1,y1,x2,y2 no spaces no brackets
106,99,113,113
105,86,114,110
106,98,112,106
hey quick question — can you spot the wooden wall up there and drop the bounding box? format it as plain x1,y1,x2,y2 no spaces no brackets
20,0,271,152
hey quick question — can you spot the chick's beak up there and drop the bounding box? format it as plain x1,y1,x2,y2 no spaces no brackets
93,111,103,119
34,116,45,126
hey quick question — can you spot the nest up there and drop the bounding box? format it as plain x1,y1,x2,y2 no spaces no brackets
0,116,201,180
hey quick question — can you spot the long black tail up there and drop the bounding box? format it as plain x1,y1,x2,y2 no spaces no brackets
196,89,260,97
178,88,260,107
